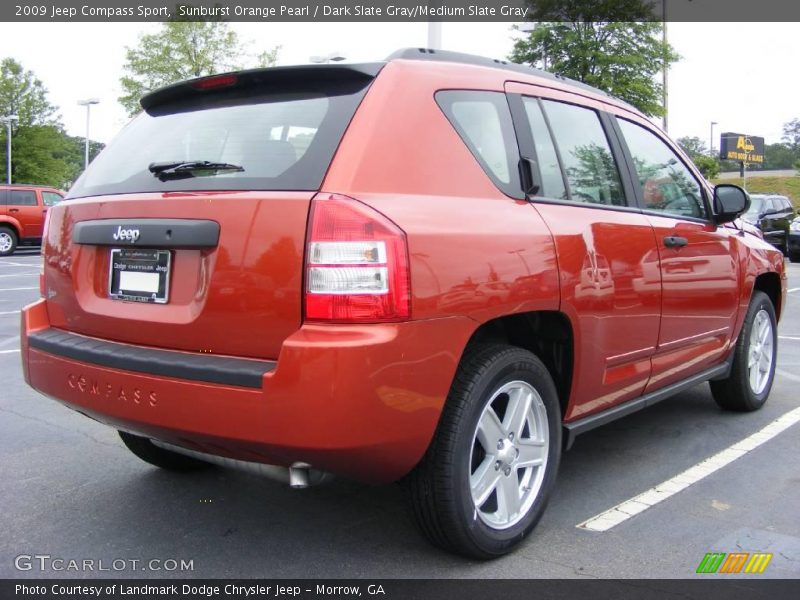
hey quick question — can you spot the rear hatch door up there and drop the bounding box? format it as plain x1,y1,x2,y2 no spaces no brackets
44,64,381,360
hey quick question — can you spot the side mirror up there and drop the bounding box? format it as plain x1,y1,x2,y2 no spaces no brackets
713,184,749,224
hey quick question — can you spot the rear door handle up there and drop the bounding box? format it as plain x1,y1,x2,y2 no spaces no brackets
8,208,19,213
663,235,688,248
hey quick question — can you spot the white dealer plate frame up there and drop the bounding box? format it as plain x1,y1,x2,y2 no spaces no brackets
108,248,171,304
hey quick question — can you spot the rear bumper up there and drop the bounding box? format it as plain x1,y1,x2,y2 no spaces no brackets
21,299,474,483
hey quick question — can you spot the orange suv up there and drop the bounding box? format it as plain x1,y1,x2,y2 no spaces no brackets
0,184,63,255
20,49,785,558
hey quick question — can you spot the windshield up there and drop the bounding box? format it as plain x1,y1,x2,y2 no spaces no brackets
68,82,370,199
745,197,764,215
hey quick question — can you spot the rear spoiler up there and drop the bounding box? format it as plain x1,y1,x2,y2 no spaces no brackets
140,63,385,112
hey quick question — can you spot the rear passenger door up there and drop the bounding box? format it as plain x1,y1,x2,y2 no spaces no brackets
506,83,661,421
612,117,740,390
7,188,44,238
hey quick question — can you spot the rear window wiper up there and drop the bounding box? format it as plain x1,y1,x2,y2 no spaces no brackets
148,160,244,181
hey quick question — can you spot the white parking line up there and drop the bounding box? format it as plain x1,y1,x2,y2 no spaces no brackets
0,310,21,315
0,336,19,347
789,288,800,293
777,369,800,383
0,272,39,278
779,336,800,341
577,406,800,532
0,287,38,291
0,349,20,354
0,262,41,267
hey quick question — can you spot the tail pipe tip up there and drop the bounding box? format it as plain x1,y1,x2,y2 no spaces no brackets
289,462,312,489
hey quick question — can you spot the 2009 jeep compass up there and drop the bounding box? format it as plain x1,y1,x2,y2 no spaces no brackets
21,49,786,558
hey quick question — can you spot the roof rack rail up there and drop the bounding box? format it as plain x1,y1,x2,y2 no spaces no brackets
386,47,613,99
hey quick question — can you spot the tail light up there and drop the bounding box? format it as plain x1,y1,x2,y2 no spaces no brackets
305,193,410,322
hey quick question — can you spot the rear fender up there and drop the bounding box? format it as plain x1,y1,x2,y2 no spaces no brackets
0,216,21,237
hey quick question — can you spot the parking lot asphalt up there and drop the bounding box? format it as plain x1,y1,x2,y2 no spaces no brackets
0,247,798,579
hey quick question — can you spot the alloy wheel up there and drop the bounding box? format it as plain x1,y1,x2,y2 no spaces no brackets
747,309,774,395
469,380,549,529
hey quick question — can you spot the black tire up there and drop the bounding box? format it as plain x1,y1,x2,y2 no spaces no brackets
710,291,777,412
118,431,212,471
0,226,18,257
405,344,561,559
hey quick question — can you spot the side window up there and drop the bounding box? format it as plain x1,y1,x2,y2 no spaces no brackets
0,189,7,205
9,190,37,206
436,90,522,198
521,98,567,200
41,192,63,207
617,119,706,219
540,100,625,206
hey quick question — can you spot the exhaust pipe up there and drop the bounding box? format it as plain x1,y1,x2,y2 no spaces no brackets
289,463,311,489
151,440,332,487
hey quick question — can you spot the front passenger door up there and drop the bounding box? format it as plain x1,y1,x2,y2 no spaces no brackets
614,118,741,391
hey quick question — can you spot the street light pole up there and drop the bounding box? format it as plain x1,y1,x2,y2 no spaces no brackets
77,98,99,170
710,121,718,156
427,22,442,49
1,115,19,185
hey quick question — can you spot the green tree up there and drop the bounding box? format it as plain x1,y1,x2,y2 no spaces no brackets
782,118,800,154
119,21,279,116
763,143,795,170
10,125,72,186
692,155,720,179
675,136,720,178
510,2,678,117
676,136,708,160
0,57,89,187
0,58,58,127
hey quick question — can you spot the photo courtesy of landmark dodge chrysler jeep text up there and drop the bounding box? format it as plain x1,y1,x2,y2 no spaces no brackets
20,49,786,558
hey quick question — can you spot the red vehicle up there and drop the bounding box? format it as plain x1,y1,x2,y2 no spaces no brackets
20,50,785,558
0,184,64,255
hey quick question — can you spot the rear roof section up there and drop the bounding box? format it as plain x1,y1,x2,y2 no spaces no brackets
140,63,384,112
140,47,634,115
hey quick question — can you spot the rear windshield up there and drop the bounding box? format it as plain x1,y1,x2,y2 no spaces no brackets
68,80,371,199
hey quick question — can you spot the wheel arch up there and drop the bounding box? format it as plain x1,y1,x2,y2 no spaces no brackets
0,217,21,238
753,271,782,321
463,311,574,418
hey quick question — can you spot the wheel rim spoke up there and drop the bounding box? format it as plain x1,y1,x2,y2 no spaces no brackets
476,407,505,451
505,387,532,439
748,348,759,368
495,470,523,523
750,360,761,391
471,458,501,507
516,439,545,468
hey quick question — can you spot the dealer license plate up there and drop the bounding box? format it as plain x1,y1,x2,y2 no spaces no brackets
108,248,171,304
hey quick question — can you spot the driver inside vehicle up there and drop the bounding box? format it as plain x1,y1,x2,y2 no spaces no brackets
643,177,666,209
